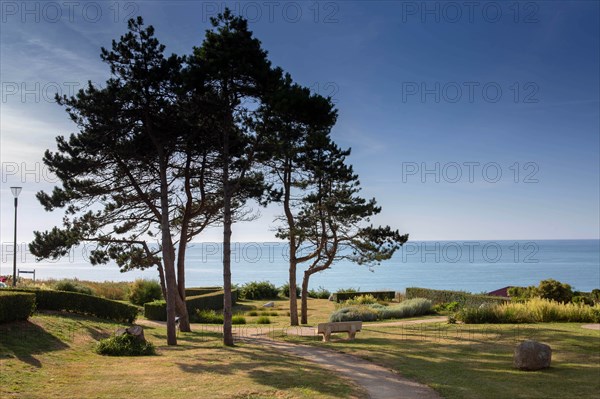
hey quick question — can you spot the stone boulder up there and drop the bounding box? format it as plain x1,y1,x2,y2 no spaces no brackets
262,301,275,308
513,340,552,370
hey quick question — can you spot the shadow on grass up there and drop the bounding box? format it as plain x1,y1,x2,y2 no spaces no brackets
173,343,355,396
0,320,69,368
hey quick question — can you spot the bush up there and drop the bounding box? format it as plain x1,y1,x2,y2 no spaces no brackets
572,295,595,306
332,291,395,303
537,279,573,303
0,291,36,323
456,298,600,323
308,286,331,299
196,309,223,324
336,287,358,293
341,294,378,306
54,279,95,296
247,310,258,316
95,334,155,356
256,316,271,324
405,287,507,307
239,281,279,300
128,279,162,306
144,290,237,321
11,288,138,323
433,301,460,313
232,315,246,325
378,298,433,320
329,305,379,322
279,282,301,298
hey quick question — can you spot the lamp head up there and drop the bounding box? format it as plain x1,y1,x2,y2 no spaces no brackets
10,187,22,198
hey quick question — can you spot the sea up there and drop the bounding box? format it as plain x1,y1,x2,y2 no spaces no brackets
2,239,599,293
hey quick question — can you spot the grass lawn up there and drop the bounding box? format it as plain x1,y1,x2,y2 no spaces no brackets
0,312,365,399
289,321,600,399
231,298,337,327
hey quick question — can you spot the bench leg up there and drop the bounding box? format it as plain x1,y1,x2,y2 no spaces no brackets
323,328,331,342
348,326,357,340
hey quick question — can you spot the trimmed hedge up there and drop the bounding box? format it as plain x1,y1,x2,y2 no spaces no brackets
10,289,138,323
405,287,508,307
332,291,395,303
144,289,238,321
184,287,222,297
0,291,36,323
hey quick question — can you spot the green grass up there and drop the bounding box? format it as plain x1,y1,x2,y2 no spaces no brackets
291,321,600,399
0,311,365,398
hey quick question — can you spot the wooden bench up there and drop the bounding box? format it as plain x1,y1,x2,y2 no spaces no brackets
316,321,362,342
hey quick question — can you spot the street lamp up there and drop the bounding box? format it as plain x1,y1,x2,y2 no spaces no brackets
10,187,22,287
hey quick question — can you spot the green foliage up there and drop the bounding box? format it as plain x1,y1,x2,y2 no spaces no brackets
279,282,300,298
232,315,246,324
11,288,138,323
405,287,507,307
144,290,236,321
340,294,378,306
247,311,258,316
195,309,223,324
128,279,162,306
256,316,271,324
54,279,95,296
537,279,573,303
329,305,379,322
308,286,331,299
378,298,433,320
572,295,595,306
0,291,36,323
592,289,600,301
507,286,538,301
95,333,156,356
335,287,358,294
333,291,395,303
433,301,460,313
456,298,600,323
239,281,279,300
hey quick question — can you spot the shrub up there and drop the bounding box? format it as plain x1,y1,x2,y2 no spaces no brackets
336,287,358,293
333,291,395,303
378,298,432,320
537,279,573,303
54,279,95,296
405,287,507,307
0,291,36,323
196,309,223,324
279,282,301,298
144,290,237,321
456,298,600,323
433,301,460,313
308,286,331,299
232,315,246,324
128,279,162,306
256,316,271,324
341,294,378,306
11,288,138,323
572,295,595,306
239,281,279,300
95,334,155,356
329,305,379,322
86,281,130,300
247,310,258,316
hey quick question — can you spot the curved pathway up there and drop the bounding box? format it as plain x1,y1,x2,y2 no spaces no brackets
138,317,445,398
581,324,600,331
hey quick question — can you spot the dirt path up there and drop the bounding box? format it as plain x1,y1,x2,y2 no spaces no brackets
137,317,445,398
247,337,442,399
581,324,600,331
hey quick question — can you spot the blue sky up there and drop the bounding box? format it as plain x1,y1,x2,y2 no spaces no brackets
1,0,599,245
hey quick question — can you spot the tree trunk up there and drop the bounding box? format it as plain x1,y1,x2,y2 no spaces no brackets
157,262,167,300
176,246,191,332
289,259,299,326
222,121,234,347
300,270,312,324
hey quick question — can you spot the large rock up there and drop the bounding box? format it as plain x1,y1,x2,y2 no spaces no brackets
262,301,275,308
513,340,552,370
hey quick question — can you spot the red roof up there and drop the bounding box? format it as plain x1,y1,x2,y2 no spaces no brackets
487,286,513,297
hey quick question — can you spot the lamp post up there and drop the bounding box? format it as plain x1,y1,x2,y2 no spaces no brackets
10,187,22,287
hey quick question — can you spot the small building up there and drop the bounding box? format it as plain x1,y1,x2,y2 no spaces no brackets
488,286,513,297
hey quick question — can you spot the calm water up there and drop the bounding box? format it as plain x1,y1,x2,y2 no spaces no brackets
2,239,599,293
